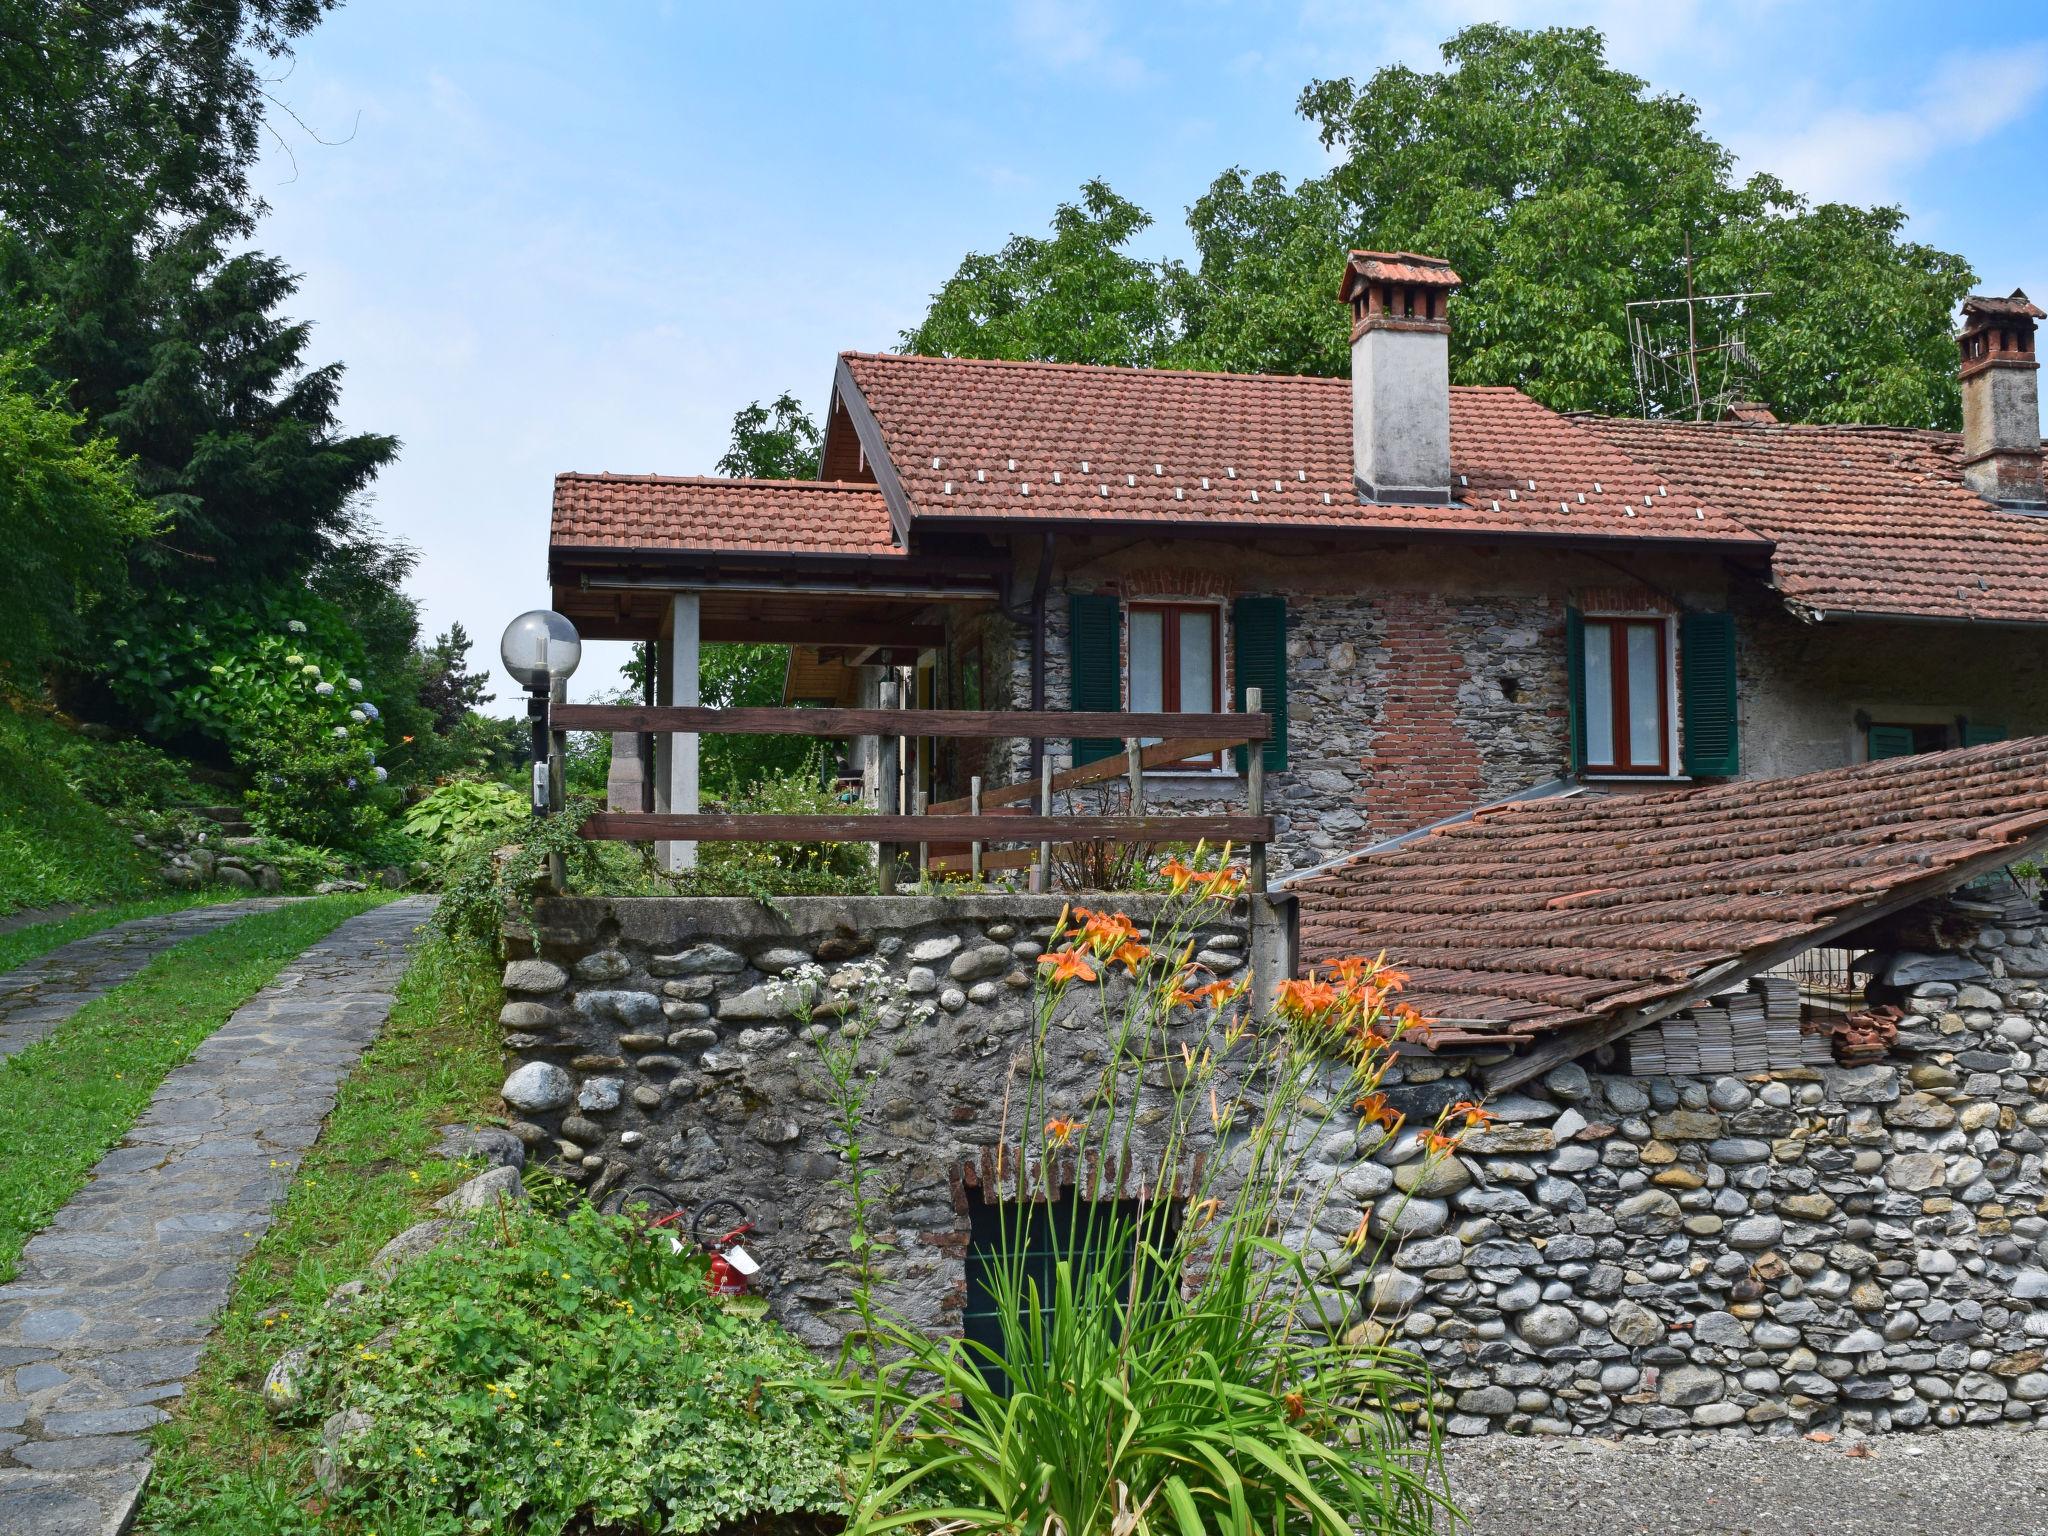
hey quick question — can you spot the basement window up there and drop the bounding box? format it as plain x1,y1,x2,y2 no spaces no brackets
963,1193,1174,1391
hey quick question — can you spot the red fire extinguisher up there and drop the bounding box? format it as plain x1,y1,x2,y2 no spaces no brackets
706,1221,760,1296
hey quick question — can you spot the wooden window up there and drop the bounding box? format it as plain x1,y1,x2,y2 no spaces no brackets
1127,602,1221,767
1579,616,1671,774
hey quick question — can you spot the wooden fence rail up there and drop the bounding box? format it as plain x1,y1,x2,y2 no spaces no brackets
547,693,1272,894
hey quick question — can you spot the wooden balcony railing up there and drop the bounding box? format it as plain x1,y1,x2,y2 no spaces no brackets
546,687,1274,893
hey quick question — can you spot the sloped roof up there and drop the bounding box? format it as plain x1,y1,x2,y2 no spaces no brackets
1580,418,2048,624
1294,738,2048,1054
838,353,1763,546
551,474,900,557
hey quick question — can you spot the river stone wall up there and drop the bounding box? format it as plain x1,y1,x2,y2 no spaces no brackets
497,894,1290,1350
501,891,2048,1437
1304,914,2048,1439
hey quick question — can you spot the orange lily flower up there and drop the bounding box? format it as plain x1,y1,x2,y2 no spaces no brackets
1447,1099,1496,1130
1038,949,1097,984
1045,1117,1082,1146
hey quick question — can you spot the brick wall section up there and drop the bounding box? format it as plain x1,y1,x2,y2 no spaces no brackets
1363,597,1491,836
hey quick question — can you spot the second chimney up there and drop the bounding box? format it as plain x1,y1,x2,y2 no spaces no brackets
1341,251,1460,505
1959,289,2046,507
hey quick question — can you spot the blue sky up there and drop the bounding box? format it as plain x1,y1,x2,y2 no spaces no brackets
251,1,2048,700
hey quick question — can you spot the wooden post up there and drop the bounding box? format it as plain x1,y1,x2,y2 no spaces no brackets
970,776,983,883
1245,687,1267,895
914,788,929,882
1037,754,1054,892
547,690,568,893
876,678,899,894
1125,738,1145,815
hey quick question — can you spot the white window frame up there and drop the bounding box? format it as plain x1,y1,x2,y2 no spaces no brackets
1124,599,1232,776
1580,612,1684,780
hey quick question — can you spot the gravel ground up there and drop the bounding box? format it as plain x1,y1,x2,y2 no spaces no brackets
1440,1428,2048,1535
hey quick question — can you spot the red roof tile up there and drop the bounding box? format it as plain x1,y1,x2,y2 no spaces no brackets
1580,419,2048,623
1293,738,2048,1050
551,474,900,557
840,353,1763,546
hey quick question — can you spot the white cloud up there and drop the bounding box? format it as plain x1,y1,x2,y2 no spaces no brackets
1009,0,1151,86
1730,42,2048,205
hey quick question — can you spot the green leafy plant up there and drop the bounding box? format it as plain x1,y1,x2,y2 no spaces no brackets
285,1202,858,1534
403,777,528,866
701,754,872,883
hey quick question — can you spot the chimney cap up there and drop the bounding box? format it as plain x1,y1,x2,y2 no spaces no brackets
1341,251,1462,302
1962,289,2045,324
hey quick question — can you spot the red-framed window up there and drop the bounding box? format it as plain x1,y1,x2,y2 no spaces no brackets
1127,602,1221,768
1580,616,1671,774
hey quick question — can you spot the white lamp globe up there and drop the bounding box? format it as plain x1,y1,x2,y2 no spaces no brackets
500,610,582,691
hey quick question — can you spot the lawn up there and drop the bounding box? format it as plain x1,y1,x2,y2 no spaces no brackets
135,931,506,1535
0,891,236,975
0,705,161,912
0,892,387,1282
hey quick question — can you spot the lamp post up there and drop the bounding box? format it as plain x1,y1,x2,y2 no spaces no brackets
500,611,581,893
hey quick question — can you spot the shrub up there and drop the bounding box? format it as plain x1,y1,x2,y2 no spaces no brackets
804,852,1466,1536
51,733,202,812
701,753,872,884
289,1203,857,1534
402,777,528,869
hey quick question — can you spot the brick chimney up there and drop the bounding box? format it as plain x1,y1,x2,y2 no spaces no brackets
1958,289,2045,506
1341,251,1460,505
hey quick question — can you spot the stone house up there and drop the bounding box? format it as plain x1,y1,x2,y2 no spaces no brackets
547,255,2048,876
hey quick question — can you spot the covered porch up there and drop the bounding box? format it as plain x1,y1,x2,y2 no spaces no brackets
548,472,1006,866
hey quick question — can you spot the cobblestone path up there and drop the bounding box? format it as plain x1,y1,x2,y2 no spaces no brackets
0,897,432,1535
0,902,292,1063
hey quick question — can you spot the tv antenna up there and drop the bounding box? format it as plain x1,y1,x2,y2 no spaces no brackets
1627,239,1769,420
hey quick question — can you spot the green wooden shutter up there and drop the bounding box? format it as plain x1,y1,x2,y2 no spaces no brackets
1961,719,2007,746
1564,606,1587,773
1231,596,1288,773
1679,611,1740,777
1867,725,1917,760
1068,592,1122,766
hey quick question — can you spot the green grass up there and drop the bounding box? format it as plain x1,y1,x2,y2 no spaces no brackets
0,891,241,976
0,705,160,912
136,931,506,1536
0,893,387,1283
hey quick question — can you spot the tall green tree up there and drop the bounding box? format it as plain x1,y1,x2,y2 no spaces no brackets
903,25,1975,429
903,179,1173,368
716,390,822,480
0,0,331,242
0,352,159,684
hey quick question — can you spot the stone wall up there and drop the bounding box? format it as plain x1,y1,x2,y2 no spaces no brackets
499,888,2048,1439
1735,586,2048,779
1301,911,2048,1438
497,894,1291,1351
979,534,1714,875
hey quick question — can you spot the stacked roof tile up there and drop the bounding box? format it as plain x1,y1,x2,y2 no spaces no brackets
839,353,1762,545
551,473,900,557
1292,738,2048,1049
1581,419,2048,624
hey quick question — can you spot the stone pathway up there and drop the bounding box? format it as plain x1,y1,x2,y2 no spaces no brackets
0,897,432,1535
0,901,292,1062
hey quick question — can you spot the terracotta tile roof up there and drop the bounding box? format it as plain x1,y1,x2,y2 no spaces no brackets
1343,251,1462,289
840,353,1763,546
1579,418,2048,623
550,474,900,557
1293,738,2048,1050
